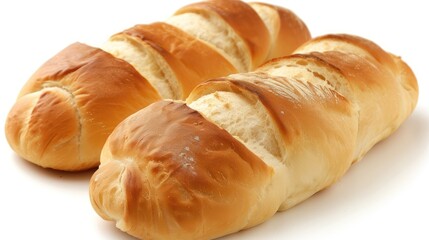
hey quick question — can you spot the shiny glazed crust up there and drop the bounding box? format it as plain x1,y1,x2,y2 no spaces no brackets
89,34,418,239
5,0,311,171
5,43,160,170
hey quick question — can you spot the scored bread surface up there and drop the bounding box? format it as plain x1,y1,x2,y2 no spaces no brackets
89,34,418,239
102,35,181,99
5,0,311,171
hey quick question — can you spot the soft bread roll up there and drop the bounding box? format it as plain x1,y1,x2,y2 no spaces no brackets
89,34,418,239
5,0,310,171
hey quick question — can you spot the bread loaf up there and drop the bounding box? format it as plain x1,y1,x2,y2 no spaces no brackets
5,0,310,171
89,34,418,239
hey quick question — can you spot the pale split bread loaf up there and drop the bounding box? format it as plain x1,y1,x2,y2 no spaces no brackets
89,34,418,239
5,0,310,171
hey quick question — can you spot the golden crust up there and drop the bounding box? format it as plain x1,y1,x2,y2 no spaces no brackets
253,3,311,59
91,74,358,239
189,74,351,142
5,43,161,170
301,34,396,66
89,34,418,238
295,34,418,160
6,0,311,171
189,73,357,192
176,0,271,68
5,88,81,170
90,101,272,239
121,22,237,96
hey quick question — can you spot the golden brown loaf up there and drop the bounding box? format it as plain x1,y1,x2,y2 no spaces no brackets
89,34,418,239
5,0,310,171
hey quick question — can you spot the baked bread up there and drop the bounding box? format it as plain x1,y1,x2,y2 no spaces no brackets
89,34,418,239
5,0,310,171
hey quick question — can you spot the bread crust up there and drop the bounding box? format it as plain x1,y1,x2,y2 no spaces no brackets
91,101,272,239
90,34,418,238
5,0,310,171
176,0,271,68
121,22,237,96
5,43,160,170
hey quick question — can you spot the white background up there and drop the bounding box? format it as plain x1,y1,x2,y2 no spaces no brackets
0,0,428,239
